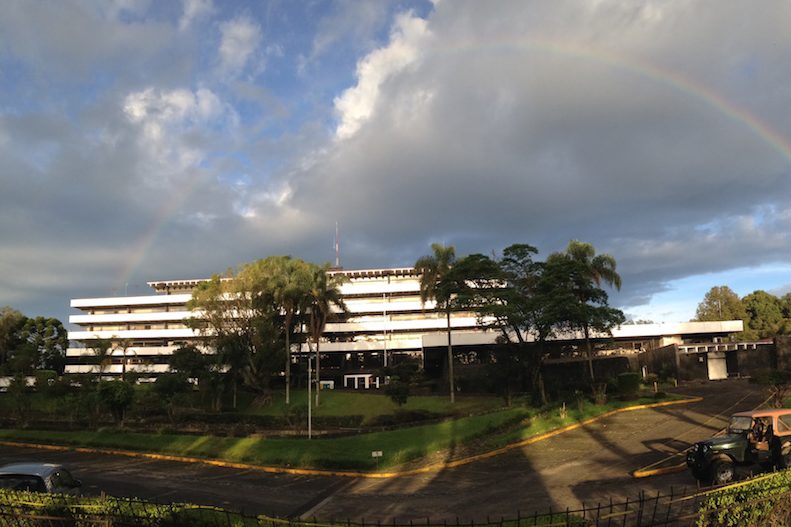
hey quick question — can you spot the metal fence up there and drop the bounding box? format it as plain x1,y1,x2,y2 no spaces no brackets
1,485,790,527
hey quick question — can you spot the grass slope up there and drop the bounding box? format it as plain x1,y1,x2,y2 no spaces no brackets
0,393,686,471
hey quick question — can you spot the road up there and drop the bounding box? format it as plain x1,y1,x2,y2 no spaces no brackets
0,379,767,521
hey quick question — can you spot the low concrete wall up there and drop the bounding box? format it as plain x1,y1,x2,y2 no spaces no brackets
638,344,679,379
677,352,709,381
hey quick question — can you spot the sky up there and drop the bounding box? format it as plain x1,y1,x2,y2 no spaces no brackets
2,0,791,327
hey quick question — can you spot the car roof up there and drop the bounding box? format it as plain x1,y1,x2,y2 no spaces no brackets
732,409,791,419
0,463,63,478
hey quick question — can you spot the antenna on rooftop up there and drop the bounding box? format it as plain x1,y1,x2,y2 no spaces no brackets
334,221,341,269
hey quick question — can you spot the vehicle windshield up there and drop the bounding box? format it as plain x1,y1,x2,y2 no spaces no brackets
729,415,754,434
0,475,47,492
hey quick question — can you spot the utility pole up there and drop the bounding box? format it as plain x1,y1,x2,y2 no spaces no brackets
307,354,312,439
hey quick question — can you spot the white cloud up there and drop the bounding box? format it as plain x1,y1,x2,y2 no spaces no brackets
179,0,213,31
122,87,233,184
333,12,430,139
218,16,262,75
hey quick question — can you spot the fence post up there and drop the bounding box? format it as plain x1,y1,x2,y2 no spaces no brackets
636,490,644,527
649,490,659,525
564,507,570,527
621,497,629,527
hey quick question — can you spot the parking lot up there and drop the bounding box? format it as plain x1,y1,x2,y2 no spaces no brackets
0,379,768,521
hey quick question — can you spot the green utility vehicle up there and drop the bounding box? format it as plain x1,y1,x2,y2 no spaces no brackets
687,409,791,485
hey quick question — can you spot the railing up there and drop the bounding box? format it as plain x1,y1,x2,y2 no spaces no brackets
2,484,789,527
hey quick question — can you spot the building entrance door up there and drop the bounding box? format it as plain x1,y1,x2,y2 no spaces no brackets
707,351,728,380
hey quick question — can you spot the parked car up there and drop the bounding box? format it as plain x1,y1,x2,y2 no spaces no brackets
686,409,791,485
0,463,82,495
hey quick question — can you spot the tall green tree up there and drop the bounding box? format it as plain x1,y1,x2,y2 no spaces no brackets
415,243,459,403
694,286,746,322
264,256,314,405
780,293,791,319
742,290,784,339
89,337,114,376
547,240,624,383
306,265,347,406
17,317,68,374
452,245,542,404
0,307,26,372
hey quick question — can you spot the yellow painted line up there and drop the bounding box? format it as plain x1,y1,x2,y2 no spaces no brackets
0,395,702,480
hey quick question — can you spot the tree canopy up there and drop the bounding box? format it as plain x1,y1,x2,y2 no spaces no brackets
694,286,746,322
0,308,67,375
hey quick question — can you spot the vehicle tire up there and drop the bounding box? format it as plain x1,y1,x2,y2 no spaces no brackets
710,459,735,485
780,447,791,469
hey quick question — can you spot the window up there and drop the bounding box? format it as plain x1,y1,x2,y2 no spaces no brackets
0,475,47,492
777,414,791,433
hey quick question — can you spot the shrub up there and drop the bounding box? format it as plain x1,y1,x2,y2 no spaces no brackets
384,379,410,406
97,381,135,423
617,372,641,398
643,373,659,385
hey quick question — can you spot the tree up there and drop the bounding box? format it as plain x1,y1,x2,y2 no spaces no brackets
780,293,791,319
694,286,746,322
89,337,114,376
742,290,784,339
0,307,26,372
261,256,314,405
153,373,192,421
17,317,68,374
188,259,301,408
451,246,540,405
547,240,624,383
306,265,347,406
96,380,134,423
415,243,459,403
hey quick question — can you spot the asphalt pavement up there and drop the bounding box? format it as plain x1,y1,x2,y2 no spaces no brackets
0,379,768,521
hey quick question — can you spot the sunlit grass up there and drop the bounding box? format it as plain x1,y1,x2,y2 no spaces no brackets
0,392,687,471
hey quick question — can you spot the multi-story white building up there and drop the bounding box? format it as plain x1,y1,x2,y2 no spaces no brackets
65,267,744,383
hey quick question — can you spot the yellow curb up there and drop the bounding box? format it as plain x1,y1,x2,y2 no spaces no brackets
0,395,702,480
632,461,687,478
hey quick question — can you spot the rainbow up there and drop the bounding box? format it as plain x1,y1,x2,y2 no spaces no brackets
513,37,791,161
115,36,791,291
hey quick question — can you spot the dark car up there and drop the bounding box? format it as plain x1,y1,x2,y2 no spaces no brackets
686,409,791,485
0,463,82,495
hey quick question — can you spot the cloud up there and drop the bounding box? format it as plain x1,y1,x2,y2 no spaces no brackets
179,0,213,31
333,12,429,139
218,15,262,75
280,0,791,305
4,0,791,326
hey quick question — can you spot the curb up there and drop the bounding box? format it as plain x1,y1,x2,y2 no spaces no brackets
0,395,703,480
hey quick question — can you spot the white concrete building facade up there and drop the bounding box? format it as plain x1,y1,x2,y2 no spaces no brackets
65,267,744,379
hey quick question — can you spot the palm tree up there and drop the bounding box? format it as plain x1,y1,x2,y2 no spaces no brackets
269,257,313,405
415,243,457,403
306,265,348,406
553,240,622,382
90,337,114,377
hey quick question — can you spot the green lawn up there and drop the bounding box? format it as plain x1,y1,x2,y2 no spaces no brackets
0,407,527,470
0,392,687,471
239,389,507,422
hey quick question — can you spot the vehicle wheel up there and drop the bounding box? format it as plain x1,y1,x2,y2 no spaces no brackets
780,449,791,469
710,459,735,485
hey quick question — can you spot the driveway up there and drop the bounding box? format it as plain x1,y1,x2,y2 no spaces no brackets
0,379,767,521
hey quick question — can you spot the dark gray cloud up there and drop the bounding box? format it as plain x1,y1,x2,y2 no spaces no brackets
2,0,791,325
